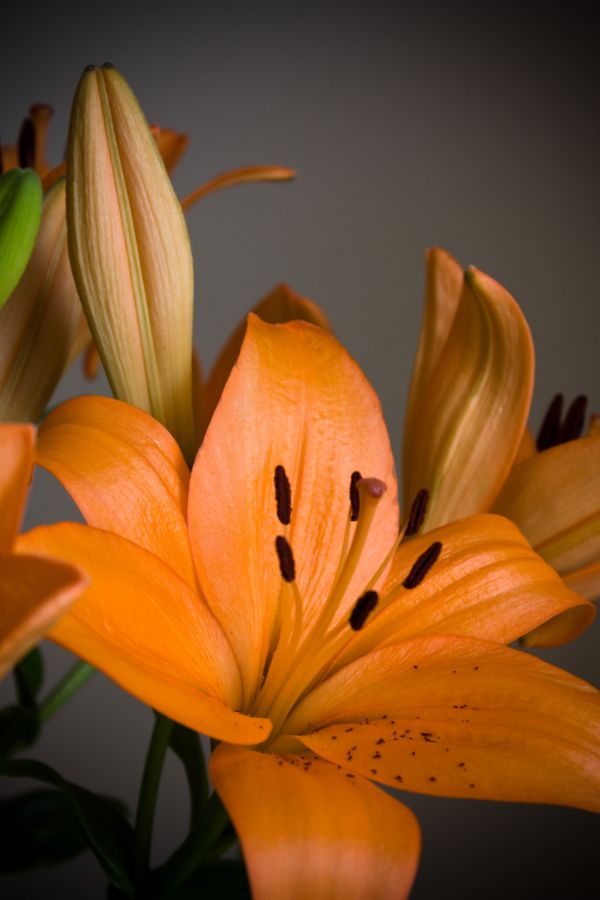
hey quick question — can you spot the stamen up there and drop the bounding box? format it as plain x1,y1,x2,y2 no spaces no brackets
402,488,430,540
349,590,379,631
560,394,587,444
536,393,563,451
403,541,442,589
275,535,296,583
274,465,292,525
349,470,362,521
17,117,35,169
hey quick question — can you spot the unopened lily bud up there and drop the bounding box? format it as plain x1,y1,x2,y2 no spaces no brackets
67,63,195,462
0,169,43,307
0,180,81,422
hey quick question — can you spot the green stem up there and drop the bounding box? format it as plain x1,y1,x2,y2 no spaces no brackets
38,661,95,722
156,791,231,898
133,713,173,890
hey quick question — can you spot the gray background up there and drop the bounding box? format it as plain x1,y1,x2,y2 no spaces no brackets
1,1,599,896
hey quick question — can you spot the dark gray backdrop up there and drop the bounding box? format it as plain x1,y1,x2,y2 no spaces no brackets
1,2,598,897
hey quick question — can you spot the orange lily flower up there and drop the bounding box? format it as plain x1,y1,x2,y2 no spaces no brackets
403,248,600,626
0,423,86,677
16,318,600,898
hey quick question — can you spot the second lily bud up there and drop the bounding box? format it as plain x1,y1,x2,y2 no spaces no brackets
67,63,196,462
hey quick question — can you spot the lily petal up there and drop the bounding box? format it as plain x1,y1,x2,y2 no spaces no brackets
200,283,331,437
332,514,593,671
494,434,600,582
0,423,35,553
189,316,398,707
403,247,463,455
149,124,190,174
36,395,198,590
210,744,420,900
291,636,600,812
404,266,534,528
17,523,269,744
563,562,600,601
0,554,87,678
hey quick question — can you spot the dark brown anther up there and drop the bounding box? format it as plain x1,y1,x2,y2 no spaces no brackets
0,147,4,176
275,535,296,583
559,394,587,444
350,471,362,521
349,590,379,631
403,541,442,590
17,117,35,169
536,393,563,451
402,488,429,541
274,465,292,525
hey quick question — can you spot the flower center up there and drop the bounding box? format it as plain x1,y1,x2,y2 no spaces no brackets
251,467,441,744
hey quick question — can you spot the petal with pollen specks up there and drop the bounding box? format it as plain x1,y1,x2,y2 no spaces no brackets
288,636,600,813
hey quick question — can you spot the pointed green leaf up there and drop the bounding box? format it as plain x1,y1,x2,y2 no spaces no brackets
0,757,134,895
0,789,85,871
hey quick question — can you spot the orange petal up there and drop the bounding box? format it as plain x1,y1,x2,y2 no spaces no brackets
290,636,600,813
42,162,66,192
513,426,536,464
332,514,593,671
180,166,296,211
17,523,270,743
563,561,600,601
404,266,534,528
0,180,82,423
403,247,463,459
149,124,190,174
494,434,600,577
189,316,398,707
210,744,420,900
201,283,331,436
36,396,198,591
0,554,86,678
0,424,35,554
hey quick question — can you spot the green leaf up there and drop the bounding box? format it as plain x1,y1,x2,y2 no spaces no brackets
0,789,86,871
13,646,45,709
168,724,208,826
0,705,40,757
0,168,42,307
0,757,134,896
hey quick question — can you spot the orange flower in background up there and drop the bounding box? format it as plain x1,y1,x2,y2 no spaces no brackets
0,424,86,678
17,318,600,898
403,248,600,624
